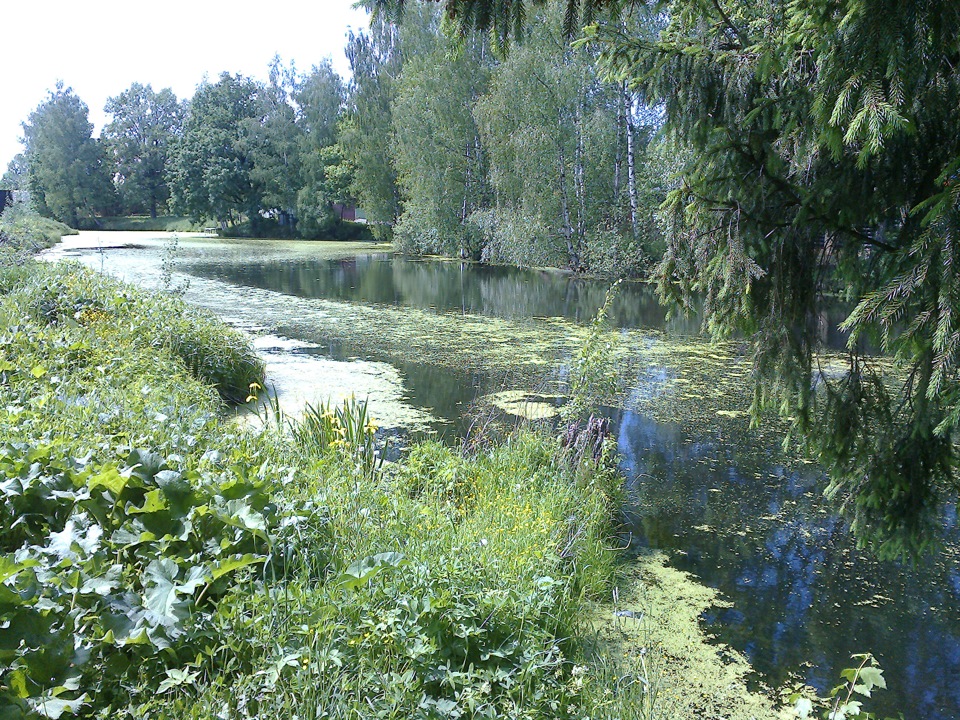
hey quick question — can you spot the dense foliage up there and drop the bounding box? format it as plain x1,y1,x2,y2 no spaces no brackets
166,74,263,229
9,0,960,557
0,205,77,259
350,4,665,270
19,86,116,228
0,258,270,717
8,3,662,266
102,84,184,219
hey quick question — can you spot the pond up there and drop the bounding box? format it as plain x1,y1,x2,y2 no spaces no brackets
49,231,960,719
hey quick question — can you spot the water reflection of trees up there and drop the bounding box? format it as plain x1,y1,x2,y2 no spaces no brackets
187,257,706,333
617,409,960,720
187,255,857,351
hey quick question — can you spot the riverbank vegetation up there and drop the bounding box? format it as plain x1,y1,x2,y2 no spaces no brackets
95,216,201,233
0,204,76,257
0,224,661,719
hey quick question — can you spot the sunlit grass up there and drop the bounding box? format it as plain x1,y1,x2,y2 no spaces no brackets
0,253,666,720
144,428,630,720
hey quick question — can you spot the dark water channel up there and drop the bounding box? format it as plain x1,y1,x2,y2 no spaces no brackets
184,252,960,720
58,237,959,719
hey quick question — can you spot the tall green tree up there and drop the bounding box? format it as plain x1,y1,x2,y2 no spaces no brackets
391,7,492,257
242,59,303,230
342,15,404,240
167,73,262,227
295,60,349,234
21,85,115,227
102,83,184,218
2,154,30,199
375,0,960,557
473,5,638,271
597,0,960,557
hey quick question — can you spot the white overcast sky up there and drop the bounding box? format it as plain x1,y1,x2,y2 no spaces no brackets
0,1,370,172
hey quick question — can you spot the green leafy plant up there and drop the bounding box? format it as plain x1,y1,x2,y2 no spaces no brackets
562,279,622,423
291,396,384,479
785,653,895,720
0,441,275,717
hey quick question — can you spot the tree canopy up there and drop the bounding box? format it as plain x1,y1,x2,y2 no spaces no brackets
375,0,960,557
21,85,115,227
167,73,263,227
103,83,184,218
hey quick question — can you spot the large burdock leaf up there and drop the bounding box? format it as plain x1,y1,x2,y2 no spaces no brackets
337,552,407,591
0,554,36,584
31,693,88,719
143,558,181,627
143,559,210,631
154,470,194,516
127,449,165,482
209,553,263,580
216,499,268,541
128,489,167,515
47,519,102,560
87,467,127,496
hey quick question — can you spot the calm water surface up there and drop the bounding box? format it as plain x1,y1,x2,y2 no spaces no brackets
54,234,960,719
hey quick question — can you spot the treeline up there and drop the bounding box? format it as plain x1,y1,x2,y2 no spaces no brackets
4,2,669,272
347,4,669,274
4,59,356,241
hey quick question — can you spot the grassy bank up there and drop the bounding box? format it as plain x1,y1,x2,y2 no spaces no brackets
0,205,76,257
0,243,637,718
94,216,202,233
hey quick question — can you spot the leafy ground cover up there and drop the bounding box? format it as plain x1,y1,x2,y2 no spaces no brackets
0,257,271,718
0,248,637,718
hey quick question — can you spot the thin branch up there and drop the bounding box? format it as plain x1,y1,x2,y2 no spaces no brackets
709,0,748,48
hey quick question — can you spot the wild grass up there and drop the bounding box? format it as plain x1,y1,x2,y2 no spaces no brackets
0,262,264,403
0,204,76,260
140,429,627,720
0,232,657,719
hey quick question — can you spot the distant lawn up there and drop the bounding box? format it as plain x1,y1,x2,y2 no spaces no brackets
97,215,203,232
